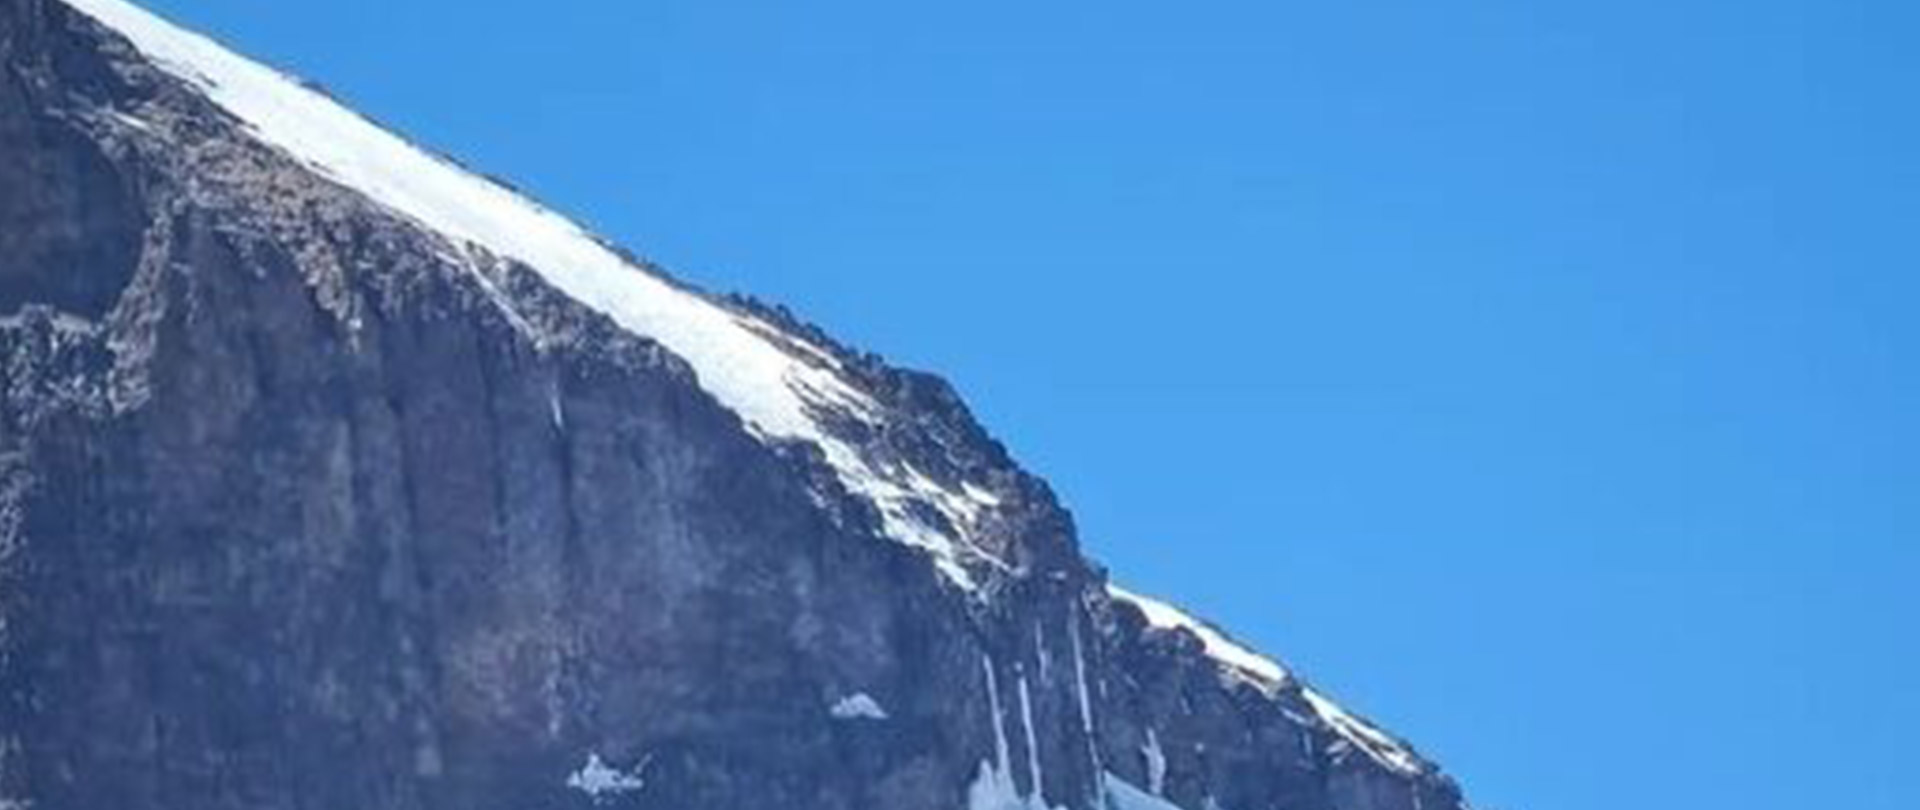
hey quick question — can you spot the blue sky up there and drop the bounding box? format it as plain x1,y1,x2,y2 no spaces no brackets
135,1,1916,808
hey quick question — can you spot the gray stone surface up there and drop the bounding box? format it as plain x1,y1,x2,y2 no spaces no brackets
0,2,1475,809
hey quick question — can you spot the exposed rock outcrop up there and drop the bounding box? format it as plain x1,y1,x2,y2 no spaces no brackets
0,3,1475,809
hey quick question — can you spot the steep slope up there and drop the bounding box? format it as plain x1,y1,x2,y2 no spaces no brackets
0,2,1477,809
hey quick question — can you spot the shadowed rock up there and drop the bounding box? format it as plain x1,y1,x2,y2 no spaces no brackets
0,3,1476,810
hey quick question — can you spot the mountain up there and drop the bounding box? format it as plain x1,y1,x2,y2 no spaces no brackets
0,2,1477,809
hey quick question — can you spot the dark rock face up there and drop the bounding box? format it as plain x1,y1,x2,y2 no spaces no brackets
0,3,1477,810
0,0,143,317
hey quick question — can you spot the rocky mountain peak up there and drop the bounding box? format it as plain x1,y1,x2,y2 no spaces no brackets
0,2,1478,809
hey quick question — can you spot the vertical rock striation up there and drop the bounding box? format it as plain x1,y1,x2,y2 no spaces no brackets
0,2,1479,809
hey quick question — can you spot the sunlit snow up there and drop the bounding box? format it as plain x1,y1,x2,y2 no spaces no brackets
970,658,1069,810
1106,585,1289,685
565,752,646,799
1301,688,1424,776
61,0,1439,791
60,0,1003,590
1103,772,1189,810
829,692,890,721
1108,584,1424,777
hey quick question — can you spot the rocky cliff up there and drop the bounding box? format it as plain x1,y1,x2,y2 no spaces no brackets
0,2,1476,809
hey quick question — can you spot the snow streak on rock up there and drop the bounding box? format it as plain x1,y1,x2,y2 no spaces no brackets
1070,615,1103,778
1106,585,1288,685
1108,584,1427,777
1302,689,1425,776
1142,728,1167,796
58,0,1004,591
46,2,1459,803
971,658,1067,810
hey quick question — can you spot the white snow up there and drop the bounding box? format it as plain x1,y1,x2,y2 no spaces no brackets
829,692,890,721
106,108,153,133
1106,585,1288,685
1141,728,1167,796
970,658,1067,810
1301,688,1425,776
970,656,1021,810
1110,584,1427,777
962,481,1005,507
59,0,1002,591
547,380,566,430
72,0,1441,788
1018,676,1046,801
1102,772,1190,810
565,752,646,799
1070,616,1104,777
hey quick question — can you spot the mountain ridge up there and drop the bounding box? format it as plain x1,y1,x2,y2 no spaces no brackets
0,1,1477,809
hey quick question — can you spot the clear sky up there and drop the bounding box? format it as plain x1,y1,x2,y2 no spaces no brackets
132,1,1915,808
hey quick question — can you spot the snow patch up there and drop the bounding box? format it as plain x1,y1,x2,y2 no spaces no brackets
962,481,1004,507
1102,771,1191,810
829,692,889,721
59,0,1005,592
1107,584,1426,777
1302,688,1424,776
565,752,645,799
1106,585,1288,685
